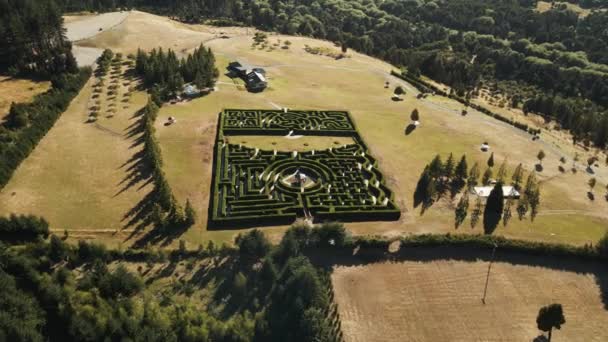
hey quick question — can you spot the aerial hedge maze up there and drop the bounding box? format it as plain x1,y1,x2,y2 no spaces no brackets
209,109,400,228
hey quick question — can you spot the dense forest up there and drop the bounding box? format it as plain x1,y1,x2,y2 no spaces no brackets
135,44,218,102
0,0,77,77
0,217,346,342
52,0,608,148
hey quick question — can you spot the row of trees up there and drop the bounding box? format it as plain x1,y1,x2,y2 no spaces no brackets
0,0,77,77
414,152,541,232
140,98,196,230
135,44,217,102
0,67,91,189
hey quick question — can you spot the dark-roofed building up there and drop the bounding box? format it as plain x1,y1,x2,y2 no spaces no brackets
228,61,248,78
246,71,267,92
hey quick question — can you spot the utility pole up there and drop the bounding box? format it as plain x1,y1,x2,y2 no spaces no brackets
482,243,498,304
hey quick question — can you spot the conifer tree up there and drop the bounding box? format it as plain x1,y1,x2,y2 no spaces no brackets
487,152,495,168
496,158,507,183
444,153,455,179
482,167,493,185
455,155,468,181
468,162,480,189
470,196,482,228
455,193,469,228
511,163,524,189
184,199,196,227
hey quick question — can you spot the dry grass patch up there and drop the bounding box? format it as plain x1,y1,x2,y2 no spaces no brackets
332,256,608,342
0,76,51,118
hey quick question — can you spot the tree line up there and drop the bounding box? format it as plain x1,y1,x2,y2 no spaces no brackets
49,0,608,151
139,97,196,231
0,0,77,77
135,44,218,103
0,218,347,341
0,68,91,189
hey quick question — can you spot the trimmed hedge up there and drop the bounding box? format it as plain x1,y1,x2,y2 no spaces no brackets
391,71,541,136
350,233,605,262
209,109,401,229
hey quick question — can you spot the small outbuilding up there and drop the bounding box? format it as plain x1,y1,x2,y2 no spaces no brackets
473,186,520,200
183,84,201,98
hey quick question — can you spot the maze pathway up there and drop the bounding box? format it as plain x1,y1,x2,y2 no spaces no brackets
210,109,400,228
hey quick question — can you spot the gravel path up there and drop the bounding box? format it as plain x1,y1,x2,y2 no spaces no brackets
65,12,129,67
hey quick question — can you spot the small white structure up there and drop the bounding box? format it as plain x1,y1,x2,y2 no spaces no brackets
413,120,420,127
473,186,520,199
480,143,490,152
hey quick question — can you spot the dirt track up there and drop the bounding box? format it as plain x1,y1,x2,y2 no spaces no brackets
65,11,129,42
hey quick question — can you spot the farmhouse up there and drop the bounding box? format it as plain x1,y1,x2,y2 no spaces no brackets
227,61,268,92
227,61,248,77
473,186,520,199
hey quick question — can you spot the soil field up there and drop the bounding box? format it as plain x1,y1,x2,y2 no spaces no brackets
332,250,608,342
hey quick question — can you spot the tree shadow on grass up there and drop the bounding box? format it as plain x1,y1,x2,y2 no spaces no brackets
405,124,416,136
307,245,608,310
115,108,153,197
131,219,191,248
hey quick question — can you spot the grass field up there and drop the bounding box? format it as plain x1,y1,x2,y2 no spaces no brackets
331,250,608,342
1,10,606,247
0,76,51,118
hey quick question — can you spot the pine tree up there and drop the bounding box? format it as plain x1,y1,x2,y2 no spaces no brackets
496,158,507,183
455,193,469,228
482,167,493,185
468,162,480,188
184,199,196,227
529,186,540,221
455,155,468,180
511,163,524,189
487,152,495,168
428,155,443,178
444,153,455,179
470,196,482,228
517,196,529,220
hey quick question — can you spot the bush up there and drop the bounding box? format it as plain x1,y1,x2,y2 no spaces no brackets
0,214,49,243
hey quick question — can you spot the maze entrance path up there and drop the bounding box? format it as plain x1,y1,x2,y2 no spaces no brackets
210,109,400,228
